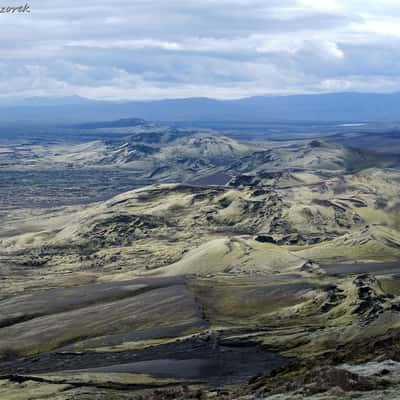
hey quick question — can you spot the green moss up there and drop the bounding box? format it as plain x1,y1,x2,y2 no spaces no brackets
378,278,400,296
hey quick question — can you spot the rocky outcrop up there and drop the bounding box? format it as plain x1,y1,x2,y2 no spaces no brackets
352,274,400,325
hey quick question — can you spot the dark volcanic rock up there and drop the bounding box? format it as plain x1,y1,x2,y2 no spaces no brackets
351,274,400,325
319,284,346,312
228,174,260,188
284,366,379,394
255,235,276,244
248,365,384,398
309,140,323,148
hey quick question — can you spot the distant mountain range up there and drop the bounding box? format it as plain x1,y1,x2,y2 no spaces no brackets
1,92,400,124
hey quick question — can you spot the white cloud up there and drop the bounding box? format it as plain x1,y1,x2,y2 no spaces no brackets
66,39,182,51
299,0,343,13
0,0,399,99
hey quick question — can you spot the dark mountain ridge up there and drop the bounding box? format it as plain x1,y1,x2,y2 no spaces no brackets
1,92,400,124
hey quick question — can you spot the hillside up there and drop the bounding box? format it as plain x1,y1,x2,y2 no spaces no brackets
2,166,400,290
1,128,397,187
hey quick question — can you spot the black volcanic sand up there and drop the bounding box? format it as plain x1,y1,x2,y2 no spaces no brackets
189,172,232,186
0,276,187,328
0,275,293,387
0,337,290,387
322,261,400,276
0,169,151,209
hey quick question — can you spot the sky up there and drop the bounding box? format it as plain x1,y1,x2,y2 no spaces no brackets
1,0,400,100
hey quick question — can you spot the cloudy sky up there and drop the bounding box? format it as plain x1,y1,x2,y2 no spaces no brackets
1,0,400,100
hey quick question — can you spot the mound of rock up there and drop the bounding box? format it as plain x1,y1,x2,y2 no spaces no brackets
273,366,381,396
